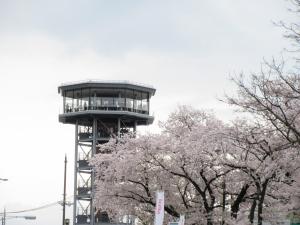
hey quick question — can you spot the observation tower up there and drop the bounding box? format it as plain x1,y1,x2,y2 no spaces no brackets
58,80,156,225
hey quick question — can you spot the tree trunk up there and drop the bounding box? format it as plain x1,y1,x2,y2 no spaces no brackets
257,180,268,225
206,211,213,225
231,184,249,218
206,218,213,225
249,199,256,224
257,199,263,225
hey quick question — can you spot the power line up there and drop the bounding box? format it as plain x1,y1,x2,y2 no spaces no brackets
0,196,73,214
5,202,58,214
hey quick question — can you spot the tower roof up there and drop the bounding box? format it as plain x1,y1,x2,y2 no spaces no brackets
58,80,156,96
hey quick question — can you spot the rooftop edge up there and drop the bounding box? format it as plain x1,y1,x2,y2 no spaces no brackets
58,79,156,95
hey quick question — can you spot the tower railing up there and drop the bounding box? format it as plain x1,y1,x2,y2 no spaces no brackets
64,97,149,115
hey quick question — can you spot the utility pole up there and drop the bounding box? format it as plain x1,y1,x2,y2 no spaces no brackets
62,155,67,225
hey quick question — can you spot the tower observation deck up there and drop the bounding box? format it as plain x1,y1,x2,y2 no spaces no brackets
58,80,156,225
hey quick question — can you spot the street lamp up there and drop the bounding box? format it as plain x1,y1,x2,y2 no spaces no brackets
3,215,36,225
1,208,36,225
8,216,36,220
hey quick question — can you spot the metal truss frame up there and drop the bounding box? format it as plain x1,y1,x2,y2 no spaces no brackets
73,118,136,225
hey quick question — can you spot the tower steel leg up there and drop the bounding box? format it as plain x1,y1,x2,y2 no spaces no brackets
91,118,97,225
74,121,78,225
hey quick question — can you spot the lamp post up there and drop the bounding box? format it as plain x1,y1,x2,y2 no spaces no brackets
0,179,7,225
1,208,5,225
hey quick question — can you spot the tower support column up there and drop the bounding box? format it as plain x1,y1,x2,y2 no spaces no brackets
73,121,78,225
90,118,97,225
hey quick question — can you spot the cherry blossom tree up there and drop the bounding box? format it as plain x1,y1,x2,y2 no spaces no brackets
223,119,300,225
91,133,184,221
225,61,300,148
91,106,235,225
222,1,300,222
91,105,300,225
278,0,300,56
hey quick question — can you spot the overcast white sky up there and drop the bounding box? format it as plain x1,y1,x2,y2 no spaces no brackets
0,0,295,224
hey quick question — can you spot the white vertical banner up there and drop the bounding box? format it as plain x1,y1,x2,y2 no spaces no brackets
179,215,185,225
154,191,165,225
